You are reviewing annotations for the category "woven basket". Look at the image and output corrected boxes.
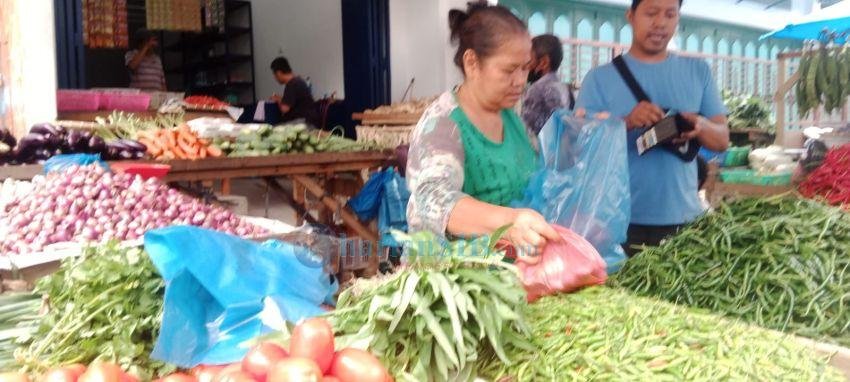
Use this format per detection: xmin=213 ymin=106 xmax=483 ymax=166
xmin=356 ymin=125 xmax=414 ymax=149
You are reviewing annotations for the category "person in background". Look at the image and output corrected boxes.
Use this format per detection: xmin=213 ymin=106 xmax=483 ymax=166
xmin=126 ymin=29 xmax=166 ymax=91
xmin=406 ymin=2 xmax=561 ymax=262
xmin=521 ymin=34 xmax=575 ymax=135
xmin=576 ymin=0 xmax=730 ymax=256
xmin=269 ymin=57 xmax=319 ymax=126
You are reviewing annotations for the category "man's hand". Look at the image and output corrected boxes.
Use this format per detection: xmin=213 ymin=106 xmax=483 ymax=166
xmin=672 ymin=112 xmax=703 ymax=144
xmin=625 ymin=101 xmax=665 ymax=130
xmin=269 ymin=94 xmax=282 ymax=103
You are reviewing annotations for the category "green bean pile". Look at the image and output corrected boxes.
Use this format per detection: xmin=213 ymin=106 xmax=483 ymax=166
xmin=611 ymin=196 xmax=850 ymax=346
xmin=480 ymin=287 xmax=843 ymax=381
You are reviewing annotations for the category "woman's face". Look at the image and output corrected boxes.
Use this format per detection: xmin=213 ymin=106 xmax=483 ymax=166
xmin=465 ymin=34 xmax=532 ymax=110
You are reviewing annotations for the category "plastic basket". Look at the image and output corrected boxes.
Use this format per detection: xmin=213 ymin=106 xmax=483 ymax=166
xmin=56 ymin=90 xmax=101 ymax=111
xmin=723 ymin=147 xmax=751 ymax=167
xmin=100 ymin=93 xmax=151 ymax=111
xmin=720 ymin=169 xmax=755 ymax=184
xmin=752 ymin=172 xmax=792 ymax=186
xmin=109 ymin=163 xmax=171 ymax=179
xmin=355 ymin=125 xmax=414 ymax=149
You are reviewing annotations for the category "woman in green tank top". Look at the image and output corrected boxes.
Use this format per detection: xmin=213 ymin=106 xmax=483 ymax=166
xmin=406 ymin=2 xmax=561 ymax=261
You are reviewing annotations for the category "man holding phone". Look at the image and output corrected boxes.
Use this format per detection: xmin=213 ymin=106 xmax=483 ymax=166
xmin=576 ymin=0 xmax=730 ymax=256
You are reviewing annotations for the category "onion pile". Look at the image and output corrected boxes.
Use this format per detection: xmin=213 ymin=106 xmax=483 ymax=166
xmin=0 ymin=165 xmax=265 ymax=255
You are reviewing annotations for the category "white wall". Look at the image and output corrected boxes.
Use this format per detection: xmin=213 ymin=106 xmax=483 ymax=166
xmin=251 ymin=0 xmax=345 ymax=100
xmin=389 ymin=0 xmax=468 ymax=103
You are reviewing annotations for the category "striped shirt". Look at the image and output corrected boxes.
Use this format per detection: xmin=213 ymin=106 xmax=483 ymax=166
xmin=125 ymin=50 xmax=166 ymax=91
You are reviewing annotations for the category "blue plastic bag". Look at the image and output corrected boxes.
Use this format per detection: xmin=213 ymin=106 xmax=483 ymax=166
xmin=43 ymin=153 xmax=109 ymax=174
xmin=348 ymin=169 xmax=392 ymax=221
xmin=379 ymin=169 xmax=410 ymax=247
xmin=144 ymin=226 xmax=338 ymax=367
xmin=514 ymin=110 xmax=630 ymax=273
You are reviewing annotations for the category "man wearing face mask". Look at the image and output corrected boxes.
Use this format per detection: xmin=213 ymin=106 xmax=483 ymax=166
xmin=577 ymin=0 xmax=729 ymax=256
xmin=521 ymin=34 xmax=575 ymax=135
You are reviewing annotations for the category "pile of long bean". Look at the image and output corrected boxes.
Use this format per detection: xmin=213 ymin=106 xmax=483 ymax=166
xmin=611 ymin=196 xmax=850 ymax=345
xmin=480 ymin=287 xmax=844 ymax=381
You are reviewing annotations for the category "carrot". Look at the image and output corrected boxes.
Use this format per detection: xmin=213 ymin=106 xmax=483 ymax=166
xmin=206 ymin=145 xmax=223 ymax=157
xmin=199 ymin=145 xmax=208 ymax=159
xmin=167 ymin=130 xmax=177 ymax=149
xmin=178 ymin=125 xmax=198 ymax=144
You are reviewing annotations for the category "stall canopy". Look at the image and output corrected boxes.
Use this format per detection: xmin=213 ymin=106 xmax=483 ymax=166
xmin=761 ymin=1 xmax=850 ymax=42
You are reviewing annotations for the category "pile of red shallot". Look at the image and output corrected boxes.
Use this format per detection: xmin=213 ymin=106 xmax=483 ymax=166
xmin=0 ymin=164 xmax=265 ymax=255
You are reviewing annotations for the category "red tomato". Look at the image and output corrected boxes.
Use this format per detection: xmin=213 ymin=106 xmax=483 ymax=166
xmin=0 ymin=373 xmax=30 ymax=382
xmin=241 ymin=342 xmax=288 ymax=382
xmin=267 ymin=358 xmax=322 ymax=382
xmin=66 ymin=365 xmax=88 ymax=378
xmin=160 ymin=373 xmax=197 ymax=382
xmin=212 ymin=371 xmax=255 ymax=382
xmin=329 ymin=349 xmax=389 ymax=382
xmin=44 ymin=366 xmax=86 ymax=382
xmin=77 ymin=363 xmax=124 ymax=382
xmin=289 ymin=318 xmax=334 ymax=374
xmin=190 ymin=365 xmax=227 ymax=382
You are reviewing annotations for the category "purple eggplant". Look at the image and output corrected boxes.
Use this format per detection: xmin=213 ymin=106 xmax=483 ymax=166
xmin=16 ymin=133 xmax=47 ymax=160
xmin=118 ymin=150 xmax=135 ymax=160
xmin=29 ymin=123 xmax=61 ymax=137
xmin=87 ymin=135 xmax=106 ymax=154
xmin=118 ymin=139 xmax=147 ymax=153
xmin=0 ymin=128 xmax=16 ymax=148
xmin=133 ymin=151 xmax=146 ymax=159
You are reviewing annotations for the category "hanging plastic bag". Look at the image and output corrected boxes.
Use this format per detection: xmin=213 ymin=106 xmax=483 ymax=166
xmin=43 ymin=153 xmax=109 ymax=174
xmin=514 ymin=110 xmax=630 ymax=273
xmin=515 ymin=225 xmax=607 ymax=302
xmin=348 ymin=169 xmax=392 ymax=222
xmin=144 ymin=226 xmax=337 ymax=367
xmin=379 ymin=169 xmax=410 ymax=247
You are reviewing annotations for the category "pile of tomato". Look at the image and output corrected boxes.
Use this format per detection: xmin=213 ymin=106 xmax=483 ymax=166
xmin=0 ymin=318 xmax=390 ymax=382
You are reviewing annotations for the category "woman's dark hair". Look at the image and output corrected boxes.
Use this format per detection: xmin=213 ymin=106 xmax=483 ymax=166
xmin=133 ymin=28 xmax=154 ymax=49
xmin=631 ymin=0 xmax=683 ymax=10
xmin=270 ymin=56 xmax=293 ymax=74
xmin=449 ymin=1 xmax=528 ymax=74
xmin=532 ymin=34 xmax=563 ymax=71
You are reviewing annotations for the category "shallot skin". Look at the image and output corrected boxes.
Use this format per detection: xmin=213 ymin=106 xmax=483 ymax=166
xmin=0 ymin=165 xmax=266 ymax=255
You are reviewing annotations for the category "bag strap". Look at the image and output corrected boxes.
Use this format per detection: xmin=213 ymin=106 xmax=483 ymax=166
xmin=612 ymin=55 xmax=650 ymax=103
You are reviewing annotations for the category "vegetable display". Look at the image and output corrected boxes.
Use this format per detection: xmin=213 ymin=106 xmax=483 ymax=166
xmin=480 ymin=287 xmax=843 ymax=381
xmin=136 ymin=125 xmax=222 ymax=160
xmin=328 ymin=231 xmax=532 ymax=382
xmin=15 ymin=243 xmax=172 ymax=379
xmin=722 ymin=91 xmax=774 ymax=133
xmin=0 ymin=164 xmax=263 ymax=255
xmin=183 ymin=96 xmax=229 ymax=109
xmin=611 ymin=196 xmax=850 ymax=346
xmin=2 ymin=124 xmax=146 ymax=165
xmin=795 ymin=44 xmax=850 ymax=118
xmin=799 ymin=143 xmax=850 ymax=206
xmin=213 ymin=125 xmax=380 ymax=157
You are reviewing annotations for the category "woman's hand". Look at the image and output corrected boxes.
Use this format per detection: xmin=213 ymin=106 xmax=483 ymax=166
xmin=506 ymin=209 xmax=561 ymax=264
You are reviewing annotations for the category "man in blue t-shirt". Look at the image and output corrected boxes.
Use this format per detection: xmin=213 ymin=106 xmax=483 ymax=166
xmin=577 ymin=0 xmax=730 ymax=256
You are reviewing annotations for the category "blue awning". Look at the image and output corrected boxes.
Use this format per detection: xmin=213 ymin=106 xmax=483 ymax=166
xmin=761 ymin=1 xmax=850 ymax=42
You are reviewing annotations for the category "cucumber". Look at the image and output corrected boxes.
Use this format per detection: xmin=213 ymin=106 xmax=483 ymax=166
xmin=304 ymin=146 xmax=315 ymax=154
xmin=308 ymin=135 xmax=319 ymax=146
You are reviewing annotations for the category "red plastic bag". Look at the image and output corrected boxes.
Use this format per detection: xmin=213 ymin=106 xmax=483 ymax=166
xmin=513 ymin=225 xmax=608 ymax=302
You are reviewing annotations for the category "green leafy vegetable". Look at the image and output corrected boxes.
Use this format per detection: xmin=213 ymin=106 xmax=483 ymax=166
xmin=723 ymin=91 xmax=775 ymax=134
xmin=327 ymin=231 xmax=532 ymax=382
xmin=17 ymin=242 xmax=173 ymax=378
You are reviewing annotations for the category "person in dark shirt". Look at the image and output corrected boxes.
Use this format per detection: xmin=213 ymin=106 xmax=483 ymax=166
xmin=269 ymin=56 xmax=319 ymax=126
